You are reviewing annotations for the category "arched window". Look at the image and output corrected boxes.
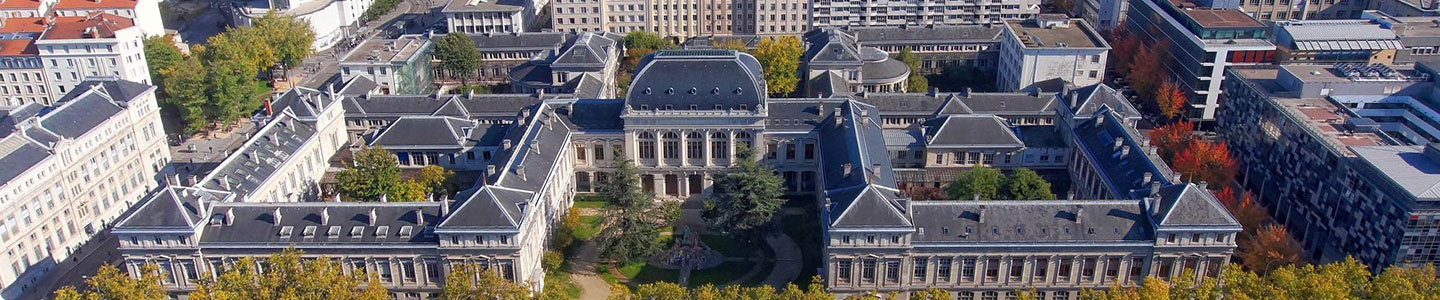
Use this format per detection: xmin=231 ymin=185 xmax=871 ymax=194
xmin=686 ymin=132 xmax=704 ymax=160
xmin=638 ymin=132 xmax=656 ymax=159
xmin=735 ymin=131 xmax=753 ymax=148
xmin=662 ymin=132 xmax=680 ymax=159
xmin=710 ymin=132 xmax=729 ymax=159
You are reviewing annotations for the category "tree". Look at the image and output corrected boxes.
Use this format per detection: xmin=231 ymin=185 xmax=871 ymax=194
xmin=143 ymin=35 xmax=184 ymax=86
xmin=252 ymin=13 xmax=315 ymax=71
xmin=1105 ymin=26 xmax=1140 ymax=76
xmin=1237 ymin=225 xmax=1303 ymax=274
xmin=440 ymin=263 xmax=531 ymax=300
xmin=187 ymin=249 xmax=389 ymax=300
xmin=434 ymin=33 xmax=483 ymax=84
xmin=713 ymin=38 xmax=748 ymax=52
xmin=1087 ymin=259 xmax=1440 ymax=299
xmin=1155 ymin=80 xmax=1187 ymax=119
xmin=894 ymin=47 xmax=928 ymax=92
xmin=1127 ymin=41 xmax=1169 ymax=99
xmin=204 ymin=59 xmax=264 ymax=125
xmin=1172 ymin=140 xmax=1236 ymax=186
xmin=336 ymin=147 xmax=403 ymax=201
xmin=200 ymin=28 xmax=276 ymax=75
xmin=596 ymin=156 xmax=680 ymax=262
xmin=624 ymin=31 xmax=668 ymax=50
xmin=703 ymin=144 xmax=785 ymax=241
xmin=415 ymin=165 xmax=456 ymax=195
xmin=53 ymin=264 xmax=166 ymax=300
xmin=1005 ymin=168 xmax=1055 ymax=200
xmin=1148 ymin=120 xmax=1195 ymax=162
xmin=361 ymin=0 xmax=400 ymax=22
xmin=753 ymin=36 xmax=803 ymax=97
xmin=390 ymin=180 xmax=429 ymax=202
xmin=946 ymin=167 xmax=1005 ymax=200
xmin=910 ymin=288 xmax=952 ymax=300
xmin=632 ymin=282 xmax=689 ymax=300
xmin=1214 ymin=187 xmax=1267 ymax=235
xmin=163 ymin=57 xmax=209 ymax=134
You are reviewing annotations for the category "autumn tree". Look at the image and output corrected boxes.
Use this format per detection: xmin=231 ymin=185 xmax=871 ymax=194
xmin=703 ymin=145 xmax=785 ymax=242
xmin=336 ymin=147 xmax=403 ymax=201
xmin=187 ymin=249 xmax=389 ymax=300
xmin=947 ymin=166 xmax=1004 ymax=200
xmin=163 ymin=57 xmax=209 ymax=134
xmin=713 ymin=38 xmax=749 ymax=52
xmin=1172 ymin=140 xmax=1237 ymax=186
xmin=252 ymin=13 xmax=315 ymax=71
xmin=440 ymin=263 xmax=531 ymax=300
xmin=1148 ymin=120 xmax=1195 ymax=162
xmin=53 ymin=264 xmax=166 ymax=300
xmin=627 ymin=277 xmax=835 ymax=300
xmin=1127 ymin=41 xmax=1170 ymax=99
xmin=1237 ymin=225 xmax=1303 ymax=274
xmin=1105 ymin=26 xmax=1141 ymax=76
xmin=623 ymin=30 xmax=669 ymax=50
xmin=895 ymin=47 xmax=928 ymax=92
xmin=753 ymin=36 xmax=803 ymax=96
xmin=143 ymin=35 xmax=184 ymax=87
xmin=434 ymin=33 xmax=483 ymax=84
xmin=1155 ymin=80 xmax=1187 ymax=120
xmin=1214 ymin=187 xmax=1267 ymax=235
xmin=910 ymin=289 xmax=952 ymax=300
xmin=415 ymin=165 xmax=456 ymax=195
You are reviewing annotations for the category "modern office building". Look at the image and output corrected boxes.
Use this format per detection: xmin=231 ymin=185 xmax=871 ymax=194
xmin=1270 ymin=19 xmax=1403 ymax=64
xmin=0 ymin=78 xmax=169 ymax=300
xmin=229 ymin=0 xmax=373 ymax=50
xmin=550 ymin=0 xmax=810 ymax=38
xmin=848 ymin=25 xmax=1005 ymax=74
xmin=1362 ymin=10 xmax=1440 ymax=64
xmin=340 ymin=35 xmax=435 ymax=95
xmin=809 ymin=0 xmax=1041 ymax=29
xmin=996 ymin=15 xmax=1110 ymax=92
xmin=1218 ymin=64 xmax=1440 ymax=270
xmin=1237 ymin=0 xmax=1368 ymax=21
xmin=443 ymin=0 xmax=548 ymax=34
xmin=51 ymin=0 xmax=165 ymax=36
xmin=1124 ymin=0 xmax=1276 ymax=122
xmin=1078 ymin=0 xmax=1129 ymax=29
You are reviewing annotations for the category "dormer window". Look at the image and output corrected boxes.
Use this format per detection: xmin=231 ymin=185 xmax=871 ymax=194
xmin=688 ymin=87 xmax=697 ymax=94
xmin=643 ymin=88 xmax=652 ymax=94
xmin=734 ymin=87 xmax=743 ymax=94
xmin=375 ymin=226 xmax=390 ymax=238
xmin=714 ymin=104 xmax=723 ymax=110
xmin=711 ymin=87 xmax=720 ymax=94
xmin=351 ymin=227 xmax=364 ymax=238
xmin=640 ymin=105 xmax=648 ymax=110
xmin=302 ymin=226 xmax=317 ymax=238
xmin=689 ymin=104 xmax=698 ymax=110
xmin=327 ymin=226 xmax=341 ymax=238
xmin=399 ymin=226 xmax=414 ymax=238
xmin=665 ymin=105 xmax=673 ymax=110
xmin=739 ymin=105 xmax=748 ymax=110
xmin=279 ymin=226 xmax=294 ymax=238
xmin=665 ymin=88 xmax=675 ymax=95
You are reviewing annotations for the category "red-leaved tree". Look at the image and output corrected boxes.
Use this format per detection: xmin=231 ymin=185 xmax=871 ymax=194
xmin=1214 ymin=187 xmax=1268 ymax=235
xmin=1106 ymin=27 xmax=1141 ymax=76
xmin=1238 ymin=225 xmax=1304 ymax=274
xmin=1156 ymin=80 xmax=1187 ymax=119
xmin=1173 ymin=140 xmax=1237 ymax=186
xmin=1128 ymin=40 xmax=1170 ymax=99
xmin=1149 ymin=120 xmax=1196 ymax=161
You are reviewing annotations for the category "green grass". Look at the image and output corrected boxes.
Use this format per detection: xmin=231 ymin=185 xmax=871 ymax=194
xmin=574 ymin=200 xmax=609 ymax=208
xmin=699 ymin=234 xmax=748 ymax=257
xmin=688 ymin=261 xmax=755 ymax=287
xmin=618 ymin=262 xmax=647 ymax=278
xmin=572 ymin=216 xmax=603 ymax=241
xmin=545 ymin=270 xmax=581 ymax=298
xmin=628 ymin=264 xmax=681 ymax=285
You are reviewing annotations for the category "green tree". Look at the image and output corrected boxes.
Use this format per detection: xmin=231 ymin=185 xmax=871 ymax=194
xmin=143 ymin=35 xmax=184 ymax=86
xmin=702 ymin=144 xmax=785 ymax=241
xmin=440 ymin=263 xmax=531 ymax=300
xmin=53 ymin=264 xmax=166 ymax=300
xmin=623 ymin=31 xmax=669 ymax=50
xmin=752 ymin=36 xmax=803 ymax=97
xmin=415 ymin=165 xmax=455 ymax=195
xmin=713 ymin=38 xmax=749 ymax=52
xmin=596 ymin=156 xmax=680 ymax=262
xmin=336 ymin=147 xmax=403 ymax=201
xmin=162 ymin=57 xmax=209 ymax=134
xmin=204 ymin=59 xmax=264 ymax=125
xmin=633 ymin=282 xmax=689 ymax=300
xmin=199 ymin=28 xmax=276 ymax=75
xmin=361 ymin=0 xmax=400 ymax=22
xmin=1005 ymin=168 xmax=1055 ymax=200
xmin=391 ymin=180 xmax=429 ymax=202
xmin=946 ymin=167 xmax=1004 ymax=200
xmin=894 ymin=48 xmax=928 ymax=92
xmin=252 ymin=13 xmax=315 ymax=71
xmin=910 ymin=288 xmax=952 ymax=300
xmin=187 ymin=249 xmax=389 ymax=300
xmin=434 ymin=33 xmax=484 ymax=84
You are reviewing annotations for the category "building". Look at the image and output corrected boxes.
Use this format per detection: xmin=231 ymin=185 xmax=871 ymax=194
xmin=848 ymin=25 xmax=1005 ymax=74
xmin=1369 ymin=0 xmax=1440 ymax=17
xmin=809 ymin=0 xmax=1041 ymax=29
xmin=442 ymin=0 xmax=546 ymax=34
xmin=113 ymin=50 xmax=1237 ymax=299
xmin=0 ymin=18 xmax=51 ymax=106
xmin=35 ymin=14 xmax=152 ymax=100
xmin=1362 ymin=10 xmax=1440 ymax=64
xmin=0 ymin=79 xmax=169 ymax=300
xmin=199 ymin=87 xmax=349 ymax=203
xmin=433 ymin=32 xmax=569 ymax=84
xmin=1237 ymin=0 xmax=1368 ymax=21
xmin=550 ymin=0 xmax=810 ymax=38
xmin=507 ymin=32 xmax=620 ymax=98
xmin=51 ymin=0 xmax=165 ymax=36
xmin=339 ymin=35 xmax=435 ymax=95
xmin=802 ymin=28 xmax=911 ymax=97
xmin=1270 ymin=19 xmax=1403 ymax=64
xmin=1078 ymin=0 xmax=1129 ymax=29
xmin=1124 ymin=0 xmax=1275 ymax=122
xmin=0 ymin=0 xmax=50 ymax=18
xmin=996 ymin=15 xmax=1110 ymax=92
xmin=228 ymin=0 xmax=372 ymax=51
xmin=1218 ymin=64 xmax=1440 ymax=270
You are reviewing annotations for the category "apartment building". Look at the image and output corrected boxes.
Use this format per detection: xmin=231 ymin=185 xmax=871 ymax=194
xmin=340 ymin=35 xmax=434 ymax=95
xmin=0 ymin=0 xmax=51 ymax=18
xmin=35 ymin=13 xmax=151 ymax=99
xmin=51 ymin=0 xmax=164 ymax=36
xmin=997 ymin=16 xmax=1110 ymax=92
xmin=1124 ymin=0 xmax=1275 ymax=122
xmin=1217 ymin=64 xmax=1440 ymax=270
xmin=1270 ymin=19 xmax=1403 ymax=64
xmin=0 ymin=18 xmax=51 ymax=106
xmin=229 ymin=0 xmax=372 ymax=50
xmin=1239 ymin=0 xmax=1368 ymax=21
xmin=810 ymin=0 xmax=1041 ymax=29
xmin=443 ymin=0 xmax=548 ymax=34
xmin=0 ymin=78 xmax=168 ymax=300
xmin=551 ymin=0 xmax=808 ymax=38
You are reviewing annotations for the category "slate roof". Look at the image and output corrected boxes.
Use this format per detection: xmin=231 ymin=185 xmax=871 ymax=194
xmin=551 ymin=32 xmax=615 ymax=68
xmin=198 ymin=113 xmax=320 ymax=199
xmin=910 ymin=201 xmax=1152 ymax=243
xmin=808 ymin=71 xmax=849 ymax=98
xmin=804 ymin=28 xmax=863 ymax=66
xmin=1065 ymin=84 xmax=1140 ymax=120
xmin=566 ymin=73 xmax=605 ymax=99
xmin=439 ymin=186 xmax=532 ymax=229
xmin=369 ymin=116 xmax=475 ymax=149
xmin=0 ymin=134 xmax=51 ymax=185
xmin=1070 ymin=108 xmax=1177 ymax=199
xmin=861 ymin=55 xmax=910 ymax=83
xmin=269 ymin=86 xmax=341 ymax=120
xmin=115 ymin=187 xmax=234 ymax=229
xmin=626 ymin=50 xmax=766 ymax=111
xmin=960 ymin=93 xmax=1057 ymax=115
xmin=765 ymin=99 xmax=833 ymax=131
xmin=199 ymin=202 xmax=443 ymax=245
xmin=1018 ymin=125 xmax=1066 ymax=148
xmin=849 ymin=25 xmax=1004 ymax=44
xmin=922 ymin=115 xmax=1023 ymax=148
xmin=457 ymin=32 xmax=567 ymax=52
xmin=42 ymin=80 xmax=153 ymax=138
xmin=819 ymin=99 xmax=912 ymax=229
xmin=337 ymin=74 xmax=379 ymax=96
xmin=556 ymin=99 xmax=625 ymax=131
xmin=1152 ymin=183 xmax=1241 ymax=228
xmin=442 ymin=101 xmax=575 ymax=232
xmin=508 ymin=62 xmax=553 ymax=85
xmin=852 ymin=92 xmax=1055 ymax=117
xmin=342 ymin=94 xmax=545 ymax=119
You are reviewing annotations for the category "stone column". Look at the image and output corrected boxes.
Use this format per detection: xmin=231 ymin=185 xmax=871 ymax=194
xmin=653 ymin=130 xmax=663 ymax=167
xmin=703 ymin=130 xmax=712 ymax=167
xmin=653 ymin=174 xmax=666 ymax=198
xmin=679 ymin=131 xmax=688 ymax=166
xmin=727 ymin=130 xmax=737 ymax=163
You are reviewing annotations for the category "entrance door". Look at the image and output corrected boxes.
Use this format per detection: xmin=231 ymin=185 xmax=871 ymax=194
xmin=688 ymin=175 xmax=703 ymax=194
xmin=664 ymin=174 xmax=679 ymax=196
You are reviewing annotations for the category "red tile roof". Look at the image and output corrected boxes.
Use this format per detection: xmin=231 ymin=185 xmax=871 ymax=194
xmin=0 ymin=0 xmax=43 ymax=10
xmin=0 ymin=38 xmax=38 ymax=56
xmin=53 ymin=0 xmax=139 ymax=10
xmin=39 ymin=13 xmax=135 ymax=40
xmin=0 ymin=17 xmax=48 ymax=33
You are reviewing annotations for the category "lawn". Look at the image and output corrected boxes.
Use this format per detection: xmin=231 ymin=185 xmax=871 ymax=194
xmin=699 ymin=234 xmax=750 ymax=257
xmin=572 ymin=216 xmax=603 ymax=241
xmin=688 ymin=261 xmax=754 ymax=287
xmin=545 ymin=270 xmax=581 ymax=298
xmin=574 ymin=200 xmax=609 ymax=209
xmin=781 ymin=199 xmax=824 ymax=288
xmin=626 ymin=263 xmax=680 ymax=285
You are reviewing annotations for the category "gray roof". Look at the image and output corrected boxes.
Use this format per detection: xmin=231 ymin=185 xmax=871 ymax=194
xmin=861 ymin=56 xmax=910 ymax=83
xmin=565 ymin=73 xmax=605 ymax=99
xmin=1351 ymin=144 xmax=1440 ymax=201
xmin=819 ymin=100 xmax=912 ymax=229
xmin=556 ymin=99 xmax=625 ymax=131
xmin=808 ymin=71 xmax=849 ymax=98
xmin=199 ymin=202 xmax=443 ymax=245
xmin=115 ymin=187 xmax=234 ymax=229
xmin=552 ymin=32 xmax=616 ymax=68
xmin=882 ymin=129 xmax=923 ymax=149
xmin=682 ymin=35 xmax=762 ymax=49
xmin=765 ymin=99 xmax=834 ymax=131
xmin=959 ymin=93 xmax=1057 ymax=115
xmin=852 ymin=92 xmax=1055 ymax=117
xmin=626 ymin=50 xmax=766 ymax=111
xmin=270 ymin=86 xmax=341 ymax=120
xmin=343 ymin=94 xmax=545 ymax=119
xmin=804 ymin=29 xmax=863 ymax=66
xmin=369 ymin=116 xmax=476 ymax=149
xmin=1152 ymin=183 xmax=1241 ymax=228
xmin=198 ymin=113 xmax=320 ymax=199
xmin=1070 ymin=108 xmax=1176 ymax=199
xmin=439 ymin=186 xmax=532 ymax=229
xmin=0 ymin=134 xmax=52 ymax=185
xmin=922 ymin=115 xmax=1023 ymax=148
xmin=849 ymin=25 xmax=1004 ymax=45
xmin=442 ymin=0 xmax=524 ymax=12
xmin=910 ymin=200 xmax=1151 ymax=243
xmin=459 ymin=32 xmax=568 ymax=51
xmin=1274 ymin=20 xmax=1402 ymax=51
xmin=508 ymin=62 xmax=553 ymax=85
xmin=1066 ymin=84 xmax=1140 ymax=120
xmin=42 ymin=80 xmax=153 ymax=138
xmin=1018 ymin=125 xmax=1066 ymax=148
xmin=337 ymin=74 xmax=379 ymax=96
xmin=443 ymin=101 xmax=575 ymax=232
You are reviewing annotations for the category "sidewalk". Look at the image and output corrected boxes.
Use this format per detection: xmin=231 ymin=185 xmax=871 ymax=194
xmin=20 ymin=232 xmax=120 ymax=300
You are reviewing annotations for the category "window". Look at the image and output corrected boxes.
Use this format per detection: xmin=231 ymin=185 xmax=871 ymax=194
xmin=1129 ymin=257 xmax=1145 ymax=282
xmin=1034 ymin=258 xmax=1048 ymax=281
xmin=866 ymin=235 xmax=875 ymax=244
xmin=862 ymin=259 xmax=877 ymax=282
xmin=913 ymin=257 xmax=928 ymax=280
xmin=985 ymin=259 xmax=1000 ymax=281
xmin=662 ymin=132 xmax=680 ymax=159
xmin=937 ymin=257 xmax=953 ymax=282
xmin=687 ymin=133 xmax=704 ymax=160
xmin=1081 ymin=258 xmax=1096 ymax=281
xmin=1105 ymin=257 xmax=1121 ymax=280
xmin=593 ymin=144 xmax=605 ymax=160
xmin=838 ymin=260 xmax=852 ymax=283
xmin=885 ymin=259 xmax=901 ymax=283
xmin=1057 ymin=258 xmax=1073 ymax=281
xmin=638 ymin=132 xmax=656 ymax=159
xmin=1008 ymin=258 xmax=1023 ymax=281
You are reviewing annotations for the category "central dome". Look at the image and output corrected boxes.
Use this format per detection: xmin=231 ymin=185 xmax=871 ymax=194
xmin=625 ymin=50 xmax=767 ymax=111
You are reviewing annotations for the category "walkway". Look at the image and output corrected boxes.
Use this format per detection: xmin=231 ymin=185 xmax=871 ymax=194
xmin=568 ymin=226 xmax=610 ymax=299
xmin=761 ymin=231 xmax=802 ymax=288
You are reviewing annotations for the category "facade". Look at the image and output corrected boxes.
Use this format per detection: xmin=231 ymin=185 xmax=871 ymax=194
xmin=1270 ymin=19 xmax=1403 ymax=64
xmin=1237 ymin=0 xmax=1368 ymax=21
xmin=1369 ymin=0 xmax=1440 ymax=16
xmin=1078 ymin=0 xmax=1130 ymax=29
xmin=0 ymin=0 xmax=51 ymax=18
xmin=0 ymin=79 xmax=169 ymax=300
xmin=443 ymin=0 xmax=547 ymax=34
xmin=802 ymin=28 xmax=911 ymax=97
xmin=996 ymin=16 xmax=1110 ymax=92
xmin=1362 ymin=10 xmax=1440 ymax=64
xmin=34 ymin=14 xmax=151 ymax=100
xmin=51 ymin=0 xmax=165 ymax=36
xmin=433 ymin=32 xmax=569 ymax=83
xmin=551 ymin=0 xmax=810 ymax=38
xmin=1124 ymin=0 xmax=1275 ymax=122
xmin=809 ymin=0 xmax=1040 ymax=29
xmin=229 ymin=0 xmax=372 ymax=50
xmin=848 ymin=25 xmax=1004 ymax=74
xmin=508 ymin=32 xmax=621 ymax=99
xmin=0 ymin=18 xmax=51 ymax=106
xmin=340 ymin=35 xmax=435 ymax=95
xmin=1218 ymin=64 xmax=1440 ymax=270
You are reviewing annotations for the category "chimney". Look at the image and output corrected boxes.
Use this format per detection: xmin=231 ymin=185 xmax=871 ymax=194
xmin=1068 ymin=92 xmax=1079 ymax=109
xmin=963 ymin=87 xmax=972 ymax=96
xmin=380 ymin=194 xmax=388 ymax=202
xmin=273 ymin=208 xmax=283 ymax=225
xmin=487 ymin=165 xmax=498 ymax=176
xmin=415 ymin=208 xmax=425 ymax=225
xmin=978 ymin=205 xmax=987 ymax=223
xmin=1121 ymin=145 xmax=1131 ymax=158
xmin=188 ymin=175 xmax=198 ymax=186
xmin=224 ymin=208 xmax=235 ymax=226
xmin=1150 ymin=180 xmax=1162 ymax=197
xmin=1142 ymin=172 xmax=1152 ymax=184
xmin=321 ymin=208 xmax=330 ymax=225
xmin=973 ymin=193 xmax=980 ymax=201
xmin=169 ymin=173 xmax=181 ymax=186
xmin=870 ymin=163 xmax=881 ymax=175
xmin=517 ymin=165 xmax=527 ymax=181
xmin=929 ymin=87 xmax=940 ymax=97
xmin=859 ymin=107 xmax=869 ymax=119
xmin=369 ymin=208 xmax=378 ymax=226
xmin=441 ymin=200 xmax=452 ymax=215
xmin=1075 ymin=205 xmax=1084 ymax=224
xmin=842 ymin=163 xmax=852 ymax=177
xmin=1096 ymin=113 xmax=1106 ymax=124
xmin=1149 ymin=197 xmax=1162 ymax=217
xmin=220 ymin=175 xmax=232 ymax=191
xmin=502 ymin=139 xmax=512 ymax=150
xmin=1113 ymin=137 xmax=1123 ymax=150
xmin=1197 ymin=181 xmax=1208 ymax=190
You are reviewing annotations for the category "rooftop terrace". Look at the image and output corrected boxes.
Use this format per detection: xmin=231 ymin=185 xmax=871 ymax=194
xmin=1231 ymin=68 xmax=1394 ymax=154
xmin=342 ymin=36 xmax=429 ymax=64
